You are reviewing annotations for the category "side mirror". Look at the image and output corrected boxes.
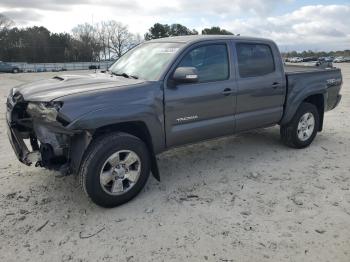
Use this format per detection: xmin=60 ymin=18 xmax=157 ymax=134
xmin=173 ymin=67 xmax=199 ymax=83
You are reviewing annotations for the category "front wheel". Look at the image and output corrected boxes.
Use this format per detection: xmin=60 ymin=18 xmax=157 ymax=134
xmin=280 ymin=102 xmax=319 ymax=148
xmin=79 ymin=132 xmax=151 ymax=207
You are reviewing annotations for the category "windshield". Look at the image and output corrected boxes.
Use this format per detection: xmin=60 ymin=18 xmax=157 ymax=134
xmin=109 ymin=42 xmax=183 ymax=81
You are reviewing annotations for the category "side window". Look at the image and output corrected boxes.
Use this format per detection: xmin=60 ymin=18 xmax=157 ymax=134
xmin=236 ymin=43 xmax=275 ymax=78
xmin=178 ymin=44 xmax=229 ymax=82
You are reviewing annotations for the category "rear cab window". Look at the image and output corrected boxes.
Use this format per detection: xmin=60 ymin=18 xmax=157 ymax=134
xmin=236 ymin=43 xmax=275 ymax=78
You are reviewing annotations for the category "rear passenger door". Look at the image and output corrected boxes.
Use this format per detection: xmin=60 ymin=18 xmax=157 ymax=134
xmin=234 ymin=42 xmax=286 ymax=132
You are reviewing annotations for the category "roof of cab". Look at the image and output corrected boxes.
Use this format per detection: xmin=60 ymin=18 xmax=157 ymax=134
xmin=148 ymin=35 xmax=274 ymax=45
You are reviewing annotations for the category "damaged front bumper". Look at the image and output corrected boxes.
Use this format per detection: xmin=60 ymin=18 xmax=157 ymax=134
xmin=6 ymin=93 xmax=88 ymax=174
xmin=6 ymin=121 xmax=39 ymax=165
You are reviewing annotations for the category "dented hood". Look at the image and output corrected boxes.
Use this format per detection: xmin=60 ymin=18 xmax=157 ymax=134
xmin=14 ymin=73 xmax=144 ymax=102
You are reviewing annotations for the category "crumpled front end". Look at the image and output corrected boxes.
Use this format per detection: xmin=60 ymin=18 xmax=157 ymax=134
xmin=6 ymin=90 xmax=77 ymax=173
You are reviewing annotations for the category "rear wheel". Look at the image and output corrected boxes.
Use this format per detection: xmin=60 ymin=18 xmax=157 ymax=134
xmin=79 ymin=132 xmax=151 ymax=207
xmin=280 ymin=102 xmax=319 ymax=148
xmin=12 ymin=68 xmax=19 ymax=73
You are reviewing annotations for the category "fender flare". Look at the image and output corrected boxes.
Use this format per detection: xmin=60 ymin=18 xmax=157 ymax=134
xmin=281 ymin=91 xmax=326 ymax=127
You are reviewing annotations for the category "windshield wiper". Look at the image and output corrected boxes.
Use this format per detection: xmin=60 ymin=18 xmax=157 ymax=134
xmin=129 ymin=74 xmax=139 ymax=79
xmin=111 ymin=72 xmax=138 ymax=79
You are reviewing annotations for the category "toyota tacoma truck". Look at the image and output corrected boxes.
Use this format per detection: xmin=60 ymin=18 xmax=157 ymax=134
xmin=6 ymin=35 xmax=342 ymax=207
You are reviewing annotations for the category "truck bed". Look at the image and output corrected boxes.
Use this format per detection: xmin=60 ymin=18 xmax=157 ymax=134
xmin=284 ymin=64 xmax=334 ymax=74
xmin=283 ymin=64 xmax=342 ymax=118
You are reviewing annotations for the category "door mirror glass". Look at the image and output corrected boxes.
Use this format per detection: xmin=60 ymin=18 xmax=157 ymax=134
xmin=173 ymin=67 xmax=199 ymax=83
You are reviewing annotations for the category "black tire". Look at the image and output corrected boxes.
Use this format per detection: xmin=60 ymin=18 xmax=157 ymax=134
xmin=79 ymin=132 xmax=151 ymax=207
xmin=12 ymin=68 xmax=19 ymax=73
xmin=280 ymin=102 xmax=319 ymax=149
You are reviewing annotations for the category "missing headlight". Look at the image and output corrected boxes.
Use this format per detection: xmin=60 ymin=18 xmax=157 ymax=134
xmin=27 ymin=102 xmax=63 ymax=122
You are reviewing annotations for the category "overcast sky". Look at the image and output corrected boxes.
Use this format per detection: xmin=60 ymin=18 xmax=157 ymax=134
xmin=1 ymin=0 xmax=349 ymax=51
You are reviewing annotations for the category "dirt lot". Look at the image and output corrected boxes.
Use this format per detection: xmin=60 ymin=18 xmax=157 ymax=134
xmin=0 ymin=65 xmax=349 ymax=262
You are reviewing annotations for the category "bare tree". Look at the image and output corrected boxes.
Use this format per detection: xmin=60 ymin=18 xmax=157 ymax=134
xmin=0 ymin=14 xmax=14 ymax=31
xmin=94 ymin=21 xmax=136 ymax=60
xmin=95 ymin=21 xmax=110 ymax=60
xmin=73 ymin=21 xmax=137 ymax=61
xmin=106 ymin=21 xmax=134 ymax=58
xmin=72 ymin=23 xmax=101 ymax=61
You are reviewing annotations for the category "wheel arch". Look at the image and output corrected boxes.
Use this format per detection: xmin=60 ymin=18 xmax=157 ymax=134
xmin=281 ymin=92 xmax=325 ymax=131
xmin=69 ymin=121 xmax=160 ymax=181
xmin=92 ymin=121 xmax=160 ymax=181
xmin=302 ymin=94 xmax=325 ymax=131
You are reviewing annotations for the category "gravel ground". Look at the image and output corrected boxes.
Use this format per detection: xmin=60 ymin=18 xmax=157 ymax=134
xmin=0 ymin=65 xmax=349 ymax=262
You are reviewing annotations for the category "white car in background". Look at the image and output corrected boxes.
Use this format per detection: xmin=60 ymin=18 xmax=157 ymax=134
xmin=334 ymin=56 xmax=345 ymax=63
xmin=290 ymin=57 xmax=303 ymax=63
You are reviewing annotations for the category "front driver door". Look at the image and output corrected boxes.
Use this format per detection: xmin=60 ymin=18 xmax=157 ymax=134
xmin=164 ymin=41 xmax=237 ymax=148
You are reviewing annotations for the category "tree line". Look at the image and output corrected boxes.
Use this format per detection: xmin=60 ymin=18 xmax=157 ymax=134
xmin=2 ymin=13 xmax=349 ymax=63
xmin=2 ymin=13 xmax=348 ymax=63
xmin=0 ymin=14 xmax=236 ymax=63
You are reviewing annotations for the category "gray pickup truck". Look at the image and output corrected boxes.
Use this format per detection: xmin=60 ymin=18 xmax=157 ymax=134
xmin=6 ymin=35 xmax=342 ymax=207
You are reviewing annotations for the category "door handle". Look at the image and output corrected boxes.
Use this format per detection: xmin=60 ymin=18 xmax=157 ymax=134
xmin=222 ymin=88 xmax=233 ymax=96
xmin=272 ymin=82 xmax=281 ymax=89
